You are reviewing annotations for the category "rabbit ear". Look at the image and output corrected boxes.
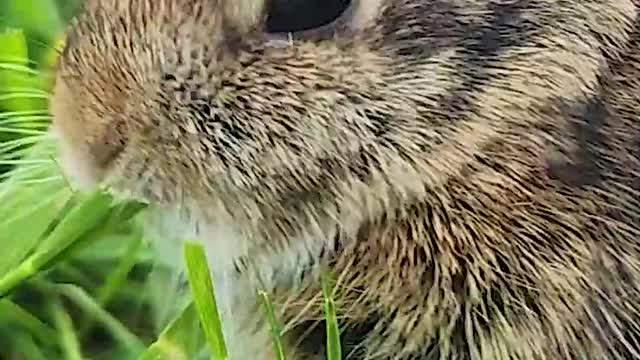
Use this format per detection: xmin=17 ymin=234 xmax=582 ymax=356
xmin=221 ymin=0 xmax=267 ymax=33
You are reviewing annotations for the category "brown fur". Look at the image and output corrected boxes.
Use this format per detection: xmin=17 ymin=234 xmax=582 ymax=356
xmin=51 ymin=0 xmax=640 ymax=359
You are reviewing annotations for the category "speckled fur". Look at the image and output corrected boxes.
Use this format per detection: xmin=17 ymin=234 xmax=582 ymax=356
xmin=51 ymin=0 xmax=640 ymax=359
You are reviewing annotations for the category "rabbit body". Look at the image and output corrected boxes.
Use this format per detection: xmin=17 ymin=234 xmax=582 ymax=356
xmin=51 ymin=0 xmax=640 ymax=359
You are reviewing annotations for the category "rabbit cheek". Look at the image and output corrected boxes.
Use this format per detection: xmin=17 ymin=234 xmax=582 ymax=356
xmin=57 ymin=136 xmax=102 ymax=190
xmin=50 ymin=81 xmax=103 ymax=189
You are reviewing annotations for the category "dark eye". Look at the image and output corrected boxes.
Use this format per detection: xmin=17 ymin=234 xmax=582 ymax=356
xmin=265 ymin=0 xmax=352 ymax=33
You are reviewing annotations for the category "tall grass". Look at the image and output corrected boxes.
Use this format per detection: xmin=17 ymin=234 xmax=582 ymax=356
xmin=0 ymin=1 xmax=342 ymax=359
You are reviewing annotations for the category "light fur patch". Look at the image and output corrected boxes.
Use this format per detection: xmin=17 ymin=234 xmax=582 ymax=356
xmin=143 ymin=205 xmax=335 ymax=359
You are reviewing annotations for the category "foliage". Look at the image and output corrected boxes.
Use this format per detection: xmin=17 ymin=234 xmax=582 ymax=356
xmin=0 ymin=1 xmax=204 ymax=359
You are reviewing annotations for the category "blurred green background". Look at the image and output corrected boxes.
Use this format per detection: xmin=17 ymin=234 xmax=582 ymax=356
xmin=0 ymin=1 xmax=206 ymax=359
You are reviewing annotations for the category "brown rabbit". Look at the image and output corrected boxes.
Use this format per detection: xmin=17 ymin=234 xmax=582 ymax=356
xmin=50 ymin=0 xmax=640 ymax=359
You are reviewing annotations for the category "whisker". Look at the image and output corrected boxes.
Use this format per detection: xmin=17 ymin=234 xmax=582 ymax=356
xmin=1 ymin=160 xmax=63 ymax=185
xmin=0 ymin=123 xmax=49 ymax=132
xmin=0 ymin=127 xmax=47 ymax=136
xmin=0 ymin=110 xmax=50 ymax=118
xmin=0 ymin=63 xmax=43 ymax=77
xmin=0 ymin=56 xmax=46 ymax=68
xmin=0 ymin=159 xmax=51 ymax=165
xmin=0 ymin=134 xmax=49 ymax=150
xmin=0 ymin=143 xmax=49 ymax=161
xmin=0 ymin=91 xmax=52 ymax=101
xmin=9 ymin=175 xmax=64 ymax=185
xmin=0 ymin=116 xmax=52 ymax=125
xmin=0 ymin=62 xmax=60 ymax=80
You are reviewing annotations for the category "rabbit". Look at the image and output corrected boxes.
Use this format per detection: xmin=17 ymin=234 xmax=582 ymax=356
xmin=50 ymin=0 xmax=640 ymax=359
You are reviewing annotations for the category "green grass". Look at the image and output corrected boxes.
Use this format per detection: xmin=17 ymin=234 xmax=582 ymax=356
xmin=0 ymin=2 xmax=343 ymax=359
xmin=183 ymin=242 xmax=228 ymax=360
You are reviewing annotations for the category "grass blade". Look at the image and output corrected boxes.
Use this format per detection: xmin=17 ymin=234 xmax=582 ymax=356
xmin=50 ymin=299 xmax=84 ymax=360
xmin=138 ymin=303 xmax=206 ymax=360
xmin=3 ymin=0 xmax=63 ymax=47
xmin=0 ymin=28 xmax=49 ymax=113
xmin=96 ymin=235 xmax=144 ymax=305
xmin=183 ymin=241 xmax=228 ymax=360
xmin=34 ymin=189 xmax=115 ymax=269
xmin=322 ymin=273 xmax=341 ymax=360
xmin=50 ymin=200 xmax=147 ymax=269
xmin=42 ymin=282 xmax=146 ymax=355
xmin=0 ymin=188 xmax=69 ymax=276
xmin=258 ymin=290 xmax=286 ymax=360
xmin=0 ymin=299 xmax=57 ymax=345
xmin=0 ymin=140 xmax=69 ymax=277
xmin=10 ymin=333 xmax=49 ymax=360
xmin=0 ymin=189 xmax=113 ymax=298
xmin=76 ymin=234 xmax=145 ymax=339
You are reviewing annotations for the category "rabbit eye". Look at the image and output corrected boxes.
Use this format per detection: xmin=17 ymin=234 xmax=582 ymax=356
xmin=265 ymin=0 xmax=352 ymax=33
